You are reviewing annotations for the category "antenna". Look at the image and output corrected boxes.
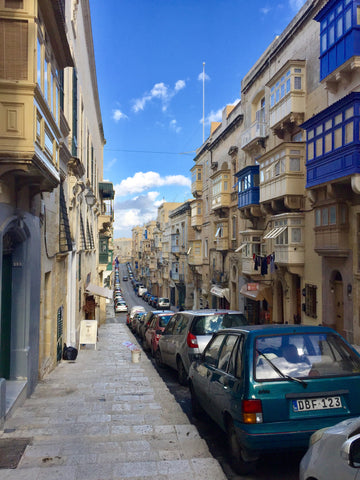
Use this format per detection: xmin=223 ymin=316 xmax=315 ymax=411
xmin=202 ymin=62 xmax=205 ymax=144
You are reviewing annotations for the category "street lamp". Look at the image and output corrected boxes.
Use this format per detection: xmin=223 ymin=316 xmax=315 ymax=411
xmin=85 ymin=189 xmax=96 ymax=207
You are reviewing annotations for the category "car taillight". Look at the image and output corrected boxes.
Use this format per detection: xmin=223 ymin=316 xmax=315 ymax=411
xmin=187 ymin=332 xmax=199 ymax=348
xmin=242 ymin=399 xmax=263 ymax=424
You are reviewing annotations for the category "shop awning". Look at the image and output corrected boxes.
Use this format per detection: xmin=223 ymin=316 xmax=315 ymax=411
xmin=240 ymin=283 xmax=272 ymax=302
xmin=263 ymin=226 xmax=287 ymax=239
xmin=85 ymin=283 xmax=113 ymax=299
xmin=210 ymin=285 xmax=230 ymax=302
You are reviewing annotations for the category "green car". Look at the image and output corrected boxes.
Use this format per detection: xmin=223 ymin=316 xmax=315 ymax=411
xmin=188 ymin=324 xmax=360 ymax=474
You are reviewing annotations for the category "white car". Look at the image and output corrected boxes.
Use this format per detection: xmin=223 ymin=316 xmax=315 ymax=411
xmin=157 ymin=297 xmax=170 ymax=309
xmin=115 ymin=302 xmax=128 ymax=313
xmin=300 ymin=417 xmax=360 ymax=480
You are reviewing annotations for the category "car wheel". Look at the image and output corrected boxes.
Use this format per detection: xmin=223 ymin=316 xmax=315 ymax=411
xmin=155 ymin=349 xmax=164 ymax=368
xmin=189 ymin=382 xmax=203 ymax=418
xmin=176 ymin=357 xmax=188 ymax=386
xmin=226 ymin=419 xmax=257 ymax=475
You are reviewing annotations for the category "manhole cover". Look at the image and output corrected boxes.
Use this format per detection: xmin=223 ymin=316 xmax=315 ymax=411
xmin=0 ymin=438 xmax=32 ymax=469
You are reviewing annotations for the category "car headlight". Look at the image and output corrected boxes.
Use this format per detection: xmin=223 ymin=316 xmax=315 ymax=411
xmin=309 ymin=427 xmax=328 ymax=446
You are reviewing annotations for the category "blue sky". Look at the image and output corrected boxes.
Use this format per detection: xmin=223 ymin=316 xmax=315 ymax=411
xmin=90 ymin=0 xmax=307 ymax=238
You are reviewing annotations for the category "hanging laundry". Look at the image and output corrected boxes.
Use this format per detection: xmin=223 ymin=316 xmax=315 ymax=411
xmin=261 ymin=256 xmax=268 ymax=275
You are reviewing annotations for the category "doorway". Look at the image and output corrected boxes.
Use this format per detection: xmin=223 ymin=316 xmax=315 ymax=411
xmin=0 ymin=252 xmax=12 ymax=379
xmin=331 ymin=271 xmax=344 ymax=336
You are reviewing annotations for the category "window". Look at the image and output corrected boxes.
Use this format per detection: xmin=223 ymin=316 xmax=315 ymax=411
xmin=37 ymin=37 xmax=41 ymax=87
xmin=218 ymin=335 xmax=238 ymax=372
xmin=294 ymin=76 xmax=302 ymax=90
xmin=45 ymin=128 xmax=53 ymax=156
xmin=305 ymin=284 xmax=317 ymax=318
xmin=291 ymin=228 xmax=301 ymax=243
xmin=204 ymin=334 xmax=225 ymax=367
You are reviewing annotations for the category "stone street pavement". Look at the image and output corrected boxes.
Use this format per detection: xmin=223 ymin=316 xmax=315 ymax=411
xmin=0 ymin=320 xmax=226 ymax=480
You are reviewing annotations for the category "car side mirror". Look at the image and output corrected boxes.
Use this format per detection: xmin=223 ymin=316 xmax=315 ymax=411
xmin=341 ymin=434 xmax=360 ymax=468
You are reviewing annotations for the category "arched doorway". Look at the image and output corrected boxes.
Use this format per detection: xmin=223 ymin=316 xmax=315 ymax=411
xmin=0 ymin=223 xmax=29 ymax=380
xmin=1 ymin=233 xmax=13 ymax=378
xmin=330 ymin=271 xmax=344 ymax=336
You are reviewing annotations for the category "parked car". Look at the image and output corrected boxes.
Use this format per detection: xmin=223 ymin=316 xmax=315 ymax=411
xmin=126 ymin=305 xmax=146 ymax=327
xmin=300 ymin=417 xmax=360 ymax=480
xmin=115 ymin=301 xmax=128 ymax=313
xmin=138 ymin=285 xmax=147 ymax=297
xmin=139 ymin=310 xmax=173 ymax=340
xmin=156 ymin=310 xmax=247 ymax=385
xmin=188 ymin=324 xmax=360 ymax=474
xmin=147 ymin=295 xmax=155 ymax=305
xmin=150 ymin=296 xmax=158 ymax=308
xmin=156 ymin=297 xmax=170 ymax=309
xmin=131 ymin=311 xmax=146 ymax=333
xmin=144 ymin=312 xmax=174 ymax=355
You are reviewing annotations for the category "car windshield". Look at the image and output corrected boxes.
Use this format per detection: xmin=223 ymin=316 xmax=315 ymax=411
xmin=191 ymin=313 xmax=247 ymax=335
xmin=159 ymin=298 xmax=169 ymax=302
xmin=158 ymin=314 xmax=172 ymax=327
xmin=254 ymin=332 xmax=360 ymax=381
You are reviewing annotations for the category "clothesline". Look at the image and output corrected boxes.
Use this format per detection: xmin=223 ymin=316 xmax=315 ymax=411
xmin=253 ymin=253 xmax=276 ymax=275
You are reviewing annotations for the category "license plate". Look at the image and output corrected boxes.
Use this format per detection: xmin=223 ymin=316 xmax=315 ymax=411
xmin=292 ymin=396 xmax=342 ymax=412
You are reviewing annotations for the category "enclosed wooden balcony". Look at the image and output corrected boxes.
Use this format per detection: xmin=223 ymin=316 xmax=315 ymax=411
xmin=314 ymin=202 xmax=350 ymax=256
xmin=267 ymin=60 xmax=306 ymax=139
xmin=259 ymin=142 xmax=305 ymax=212
xmin=191 ymin=165 xmax=203 ymax=198
xmin=263 ymin=213 xmax=305 ymax=272
xmin=191 ymin=200 xmax=202 ymax=229
xmin=241 ymin=108 xmax=267 ymax=150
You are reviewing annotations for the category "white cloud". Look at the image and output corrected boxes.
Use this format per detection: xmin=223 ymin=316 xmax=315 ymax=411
xmin=170 ymin=119 xmax=182 ymax=133
xmin=114 ymin=171 xmax=191 ymax=197
xmin=260 ymin=7 xmax=271 ymax=14
xmin=113 ymin=192 xmax=164 ymax=237
xmin=132 ymin=80 xmax=186 ymax=113
xmin=289 ymin=0 xmax=306 ymax=11
xmin=175 ymin=80 xmax=186 ymax=91
xmin=201 ymin=107 xmax=223 ymax=126
xmin=198 ymin=71 xmax=210 ymax=82
xmin=112 ymin=109 xmax=128 ymax=122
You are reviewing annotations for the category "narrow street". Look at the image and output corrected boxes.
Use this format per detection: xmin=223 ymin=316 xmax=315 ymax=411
xmin=114 ymin=265 xmax=302 ymax=480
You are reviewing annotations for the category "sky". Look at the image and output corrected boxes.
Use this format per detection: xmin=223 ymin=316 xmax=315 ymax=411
xmin=90 ymin=0 xmax=308 ymax=239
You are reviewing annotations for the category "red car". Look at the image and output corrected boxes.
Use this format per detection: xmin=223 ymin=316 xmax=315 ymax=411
xmin=144 ymin=312 xmax=174 ymax=356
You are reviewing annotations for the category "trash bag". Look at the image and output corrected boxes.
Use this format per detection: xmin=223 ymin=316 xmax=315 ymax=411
xmin=62 ymin=343 xmax=78 ymax=361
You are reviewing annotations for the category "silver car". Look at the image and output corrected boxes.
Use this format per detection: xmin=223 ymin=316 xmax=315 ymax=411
xmin=155 ymin=310 xmax=247 ymax=385
xmin=300 ymin=417 xmax=360 ymax=480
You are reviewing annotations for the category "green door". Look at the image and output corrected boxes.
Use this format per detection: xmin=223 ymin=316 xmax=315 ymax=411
xmin=0 ymin=254 xmax=12 ymax=379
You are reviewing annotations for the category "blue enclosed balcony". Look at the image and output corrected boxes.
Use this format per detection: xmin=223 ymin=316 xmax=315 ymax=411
xmin=316 ymin=0 xmax=360 ymax=89
xmin=236 ymin=165 xmax=260 ymax=209
xmin=301 ymin=92 xmax=360 ymax=189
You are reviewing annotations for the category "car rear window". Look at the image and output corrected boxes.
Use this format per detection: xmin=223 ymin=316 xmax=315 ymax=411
xmin=190 ymin=313 xmax=247 ymax=335
xmin=255 ymin=332 xmax=360 ymax=380
xmin=158 ymin=314 xmax=172 ymax=327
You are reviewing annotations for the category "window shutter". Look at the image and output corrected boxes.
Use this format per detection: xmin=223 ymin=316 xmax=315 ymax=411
xmin=0 ymin=19 xmax=28 ymax=80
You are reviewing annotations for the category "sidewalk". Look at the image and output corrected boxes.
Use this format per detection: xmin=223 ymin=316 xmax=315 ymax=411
xmin=0 ymin=312 xmax=226 ymax=479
